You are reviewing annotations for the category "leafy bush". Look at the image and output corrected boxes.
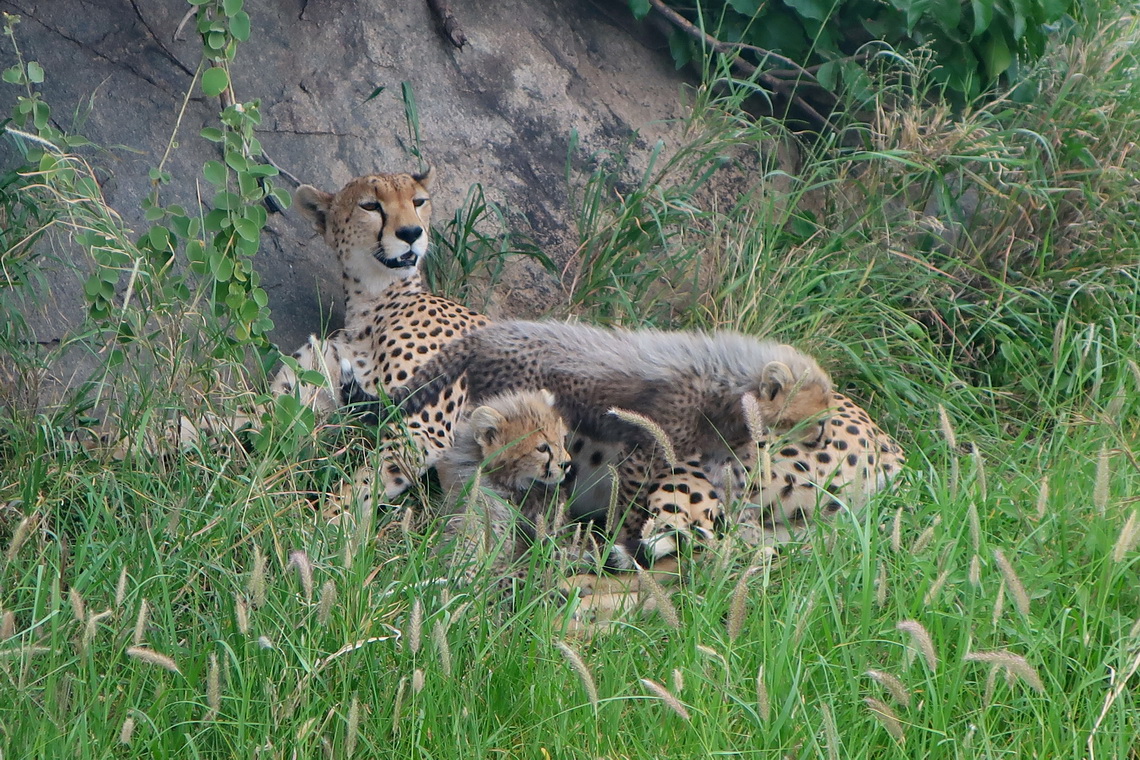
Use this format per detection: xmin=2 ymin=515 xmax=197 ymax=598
xmin=634 ymin=0 xmax=1078 ymax=106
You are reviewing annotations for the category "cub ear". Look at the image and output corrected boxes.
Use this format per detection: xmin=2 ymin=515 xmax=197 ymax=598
xmin=538 ymin=388 xmax=557 ymax=407
xmin=412 ymin=165 xmax=434 ymax=190
xmin=469 ymin=406 xmax=506 ymax=449
xmin=294 ymin=185 xmax=334 ymax=236
xmin=759 ymin=361 xmax=795 ymax=402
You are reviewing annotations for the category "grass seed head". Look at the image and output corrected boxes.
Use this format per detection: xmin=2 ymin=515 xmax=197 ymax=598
xmin=409 ymin=599 xmax=423 ymax=654
xmin=1036 ymin=478 xmax=1049 ymax=521
xmin=132 ymin=599 xmax=149 ymax=646
xmin=875 ymin=561 xmax=888 ymax=607
xmin=288 ymin=549 xmax=314 ymax=602
xmin=912 ymin=515 xmax=941 ymax=554
xmin=392 ymin=676 xmax=407 ymax=734
xmin=235 ymin=593 xmax=250 ymax=635
xmin=318 ymin=580 xmax=337 ymax=625
xmin=896 ymin=620 xmax=938 ymax=672
xmin=923 ymin=568 xmax=952 ymax=607
xmin=250 ymin=547 xmax=267 ymax=609
xmin=634 ymin=562 xmax=680 ymax=629
xmin=756 ymin=664 xmax=770 ymax=722
xmin=125 ymin=646 xmax=181 ymax=674
xmin=1094 ymin=446 xmax=1111 ymax=514
xmin=609 ymin=407 xmax=678 ymax=468
xmin=741 ymin=392 xmax=767 ymax=443
xmin=1112 ymin=510 xmax=1139 ymax=563
xmin=412 ymin=667 xmax=424 ymax=694
xmin=555 ymin=640 xmax=598 ymax=710
xmin=69 ymin=587 xmax=85 ymax=622
xmin=821 ymin=702 xmax=840 ymax=760
xmin=993 ymin=549 xmax=1030 ymax=617
xmin=964 ymin=650 xmax=1045 ymax=692
xmin=5 ymin=515 xmax=34 ymax=562
xmin=346 ymin=693 xmax=360 ymax=755
xmin=1 ymin=609 xmax=14 ymax=640
xmin=727 ymin=567 xmax=757 ymax=642
xmin=118 ymin=716 xmax=136 ymax=745
xmin=967 ymin=502 xmax=981 ymax=550
xmin=891 ymin=507 xmax=903 ymax=553
xmin=972 ymin=449 xmax=987 ymax=500
xmin=938 ymin=404 xmax=957 ymax=449
xmin=864 ymin=697 xmax=905 ymax=743
xmin=206 ymin=652 xmax=221 ymax=719
xmin=432 ymin=620 xmax=452 ymax=677
xmin=866 ymin=670 xmax=911 ymax=708
xmin=115 ymin=566 xmax=128 ymax=609
xmin=672 ymin=668 xmax=684 ymax=693
xmin=639 ymin=678 xmax=690 ymax=721
xmin=257 ymin=635 xmax=274 ymax=650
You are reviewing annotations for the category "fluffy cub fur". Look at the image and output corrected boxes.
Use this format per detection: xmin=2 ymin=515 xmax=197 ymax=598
xmin=393 ymin=320 xmax=834 ymax=460
xmin=435 ymin=389 xmax=572 ymax=582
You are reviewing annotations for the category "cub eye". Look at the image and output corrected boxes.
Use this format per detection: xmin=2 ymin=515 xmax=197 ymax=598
xmin=537 ymin=443 xmax=551 ymax=454
xmin=412 ymin=197 xmax=427 ymax=208
xmin=358 ymin=200 xmax=381 ymax=212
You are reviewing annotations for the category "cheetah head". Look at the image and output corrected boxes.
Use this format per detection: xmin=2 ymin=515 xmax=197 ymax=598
xmin=469 ymin=390 xmax=572 ymax=493
xmin=295 ymin=168 xmax=434 ymax=276
xmin=749 ymin=352 xmax=834 ymax=443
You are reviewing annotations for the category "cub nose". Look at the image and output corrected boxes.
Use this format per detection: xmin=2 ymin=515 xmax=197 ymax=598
xmin=394 ymin=225 xmax=423 ymax=244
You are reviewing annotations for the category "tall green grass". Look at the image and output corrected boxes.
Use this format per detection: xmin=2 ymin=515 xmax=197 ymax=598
xmin=2 ymin=7 xmax=1139 ymax=760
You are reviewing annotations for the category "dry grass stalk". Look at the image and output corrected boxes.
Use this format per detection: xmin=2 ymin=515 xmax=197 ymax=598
xmin=896 ymin=620 xmax=938 ymax=672
xmin=609 ymin=407 xmax=678 ymax=469
xmin=727 ymin=567 xmax=758 ymax=642
xmin=115 ymin=566 xmax=128 ymax=609
xmin=821 ymin=702 xmax=840 ymax=760
xmin=206 ymin=652 xmax=221 ymax=720
xmin=432 ymin=620 xmax=452 ymax=677
xmin=1112 ymin=510 xmax=1139 ymax=562
xmin=555 ymin=640 xmax=599 ymax=710
xmin=633 ymin=562 xmax=680 ymax=629
xmin=1036 ymin=478 xmax=1049 ymax=521
xmin=126 ymin=646 xmax=181 ymax=674
xmin=5 ymin=515 xmax=34 ymax=562
xmin=69 ymin=587 xmax=85 ymax=623
xmin=411 ymin=667 xmax=425 ymax=694
xmin=318 ymin=580 xmax=337 ymax=626
xmin=866 ymin=669 xmax=911 ymax=708
xmin=288 ymin=549 xmax=314 ymax=602
xmin=118 ymin=716 xmax=136 ymax=745
xmin=964 ymin=650 xmax=1045 ymax=692
xmin=756 ymin=664 xmax=770 ymax=722
xmin=993 ymin=549 xmax=1030 ymax=617
xmin=865 ymin=697 xmax=905 ymax=743
xmin=639 ymin=678 xmax=691 ymax=720
xmin=234 ymin=593 xmax=250 ymax=635
xmin=132 ymin=599 xmax=149 ymax=646
xmin=249 ymin=546 xmax=267 ymax=608
xmin=346 ymin=693 xmax=360 ymax=755
xmin=1094 ymin=446 xmax=1111 ymax=514
xmin=891 ymin=507 xmax=903 ymax=553
xmin=923 ymin=568 xmax=952 ymax=607
xmin=408 ymin=599 xmax=423 ymax=655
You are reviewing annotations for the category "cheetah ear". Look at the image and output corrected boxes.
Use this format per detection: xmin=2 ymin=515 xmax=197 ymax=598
xmin=295 ymin=185 xmax=334 ymax=236
xmin=469 ymin=406 xmax=507 ymax=449
xmin=538 ymin=388 xmax=557 ymax=408
xmin=759 ymin=361 xmax=795 ymax=402
xmin=412 ymin=165 xmax=434 ymax=189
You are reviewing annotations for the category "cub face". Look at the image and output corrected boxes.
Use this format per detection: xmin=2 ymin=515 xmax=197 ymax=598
xmin=295 ymin=168 xmax=434 ymax=271
xmin=469 ymin=390 xmax=571 ymax=492
xmin=752 ymin=358 xmax=834 ymax=442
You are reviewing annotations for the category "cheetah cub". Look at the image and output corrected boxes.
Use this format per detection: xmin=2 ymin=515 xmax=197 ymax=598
xmin=435 ymin=389 xmax=572 ymax=583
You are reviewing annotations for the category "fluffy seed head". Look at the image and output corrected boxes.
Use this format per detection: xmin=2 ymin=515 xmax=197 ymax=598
xmin=866 ymin=670 xmax=911 ymax=708
xmin=5 ymin=515 xmax=34 ymax=562
xmin=639 ymin=678 xmax=690 ymax=720
xmin=964 ymin=650 xmax=1045 ymax=692
xmin=756 ymin=665 xmax=770 ymax=722
xmin=891 ymin=507 xmax=903 ymax=553
xmin=432 ymin=620 xmax=452 ymax=677
xmin=408 ymin=599 xmax=423 ymax=654
xmin=69 ymin=587 xmax=85 ymax=623
xmin=126 ymin=646 xmax=181 ymax=674
xmin=132 ymin=599 xmax=149 ymax=646
xmin=1 ymin=610 xmax=14 ymax=640
xmin=634 ymin=562 xmax=680 ymax=629
xmin=727 ymin=567 xmax=758 ymax=642
xmin=249 ymin=547 xmax=267 ymax=609
xmin=896 ymin=620 xmax=938 ymax=672
xmin=822 ymin=702 xmax=840 ymax=760
xmin=318 ymin=580 xmax=337 ymax=625
xmin=1036 ymin=478 xmax=1049 ymax=521
xmin=118 ymin=716 xmax=135 ymax=745
xmin=206 ymin=652 xmax=221 ymax=720
xmin=346 ymin=694 xmax=360 ymax=755
xmin=1112 ymin=511 xmax=1139 ymax=563
xmin=115 ymin=567 xmax=128 ymax=609
xmin=609 ymin=407 xmax=677 ymax=469
xmin=234 ymin=594 xmax=250 ymax=635
xmin=865 ymin=697 xmax=905 ymax=743
xmin=288 ymin=549 xmax=313 ymax=602
xmin=555 ymin=640 xmax=598 ymax=710
xmin=993 ymin=549 xmax=1030 ymax=617
xmin=923 ymin=568 xmax=952 ymax=607
xmin=1094 ymin=446 xmax=1111 ymax=514
xmin=412 ymin=668 xmax=424 ymax=694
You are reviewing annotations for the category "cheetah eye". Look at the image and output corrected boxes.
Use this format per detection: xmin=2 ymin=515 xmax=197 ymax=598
xmin=412 ymin=197 xmax=427 ymax=208
xmin=358 ymin=200 xmax=381 ymax=212
xmin=537 ymin=443 xmax=551 ymax=454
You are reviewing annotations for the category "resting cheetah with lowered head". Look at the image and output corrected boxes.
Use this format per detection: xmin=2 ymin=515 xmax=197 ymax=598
xmin=272 ymin=168 xmax=489 ymax=506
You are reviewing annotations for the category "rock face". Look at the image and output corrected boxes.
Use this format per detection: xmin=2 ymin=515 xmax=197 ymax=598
xmin=0 ymin=0 xmax=691 ymax=356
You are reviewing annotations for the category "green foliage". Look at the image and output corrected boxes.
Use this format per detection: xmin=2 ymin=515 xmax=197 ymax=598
xmin=642 ymin=0 xmax=1077 ymax=106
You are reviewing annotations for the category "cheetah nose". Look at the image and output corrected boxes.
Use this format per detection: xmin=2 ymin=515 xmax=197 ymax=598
xmin=394 ymin=225 xmax=423 ymax=244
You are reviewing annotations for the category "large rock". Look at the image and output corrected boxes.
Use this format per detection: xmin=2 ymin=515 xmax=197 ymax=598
xmin=0 ymin=0 xmax=691 ymax=357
